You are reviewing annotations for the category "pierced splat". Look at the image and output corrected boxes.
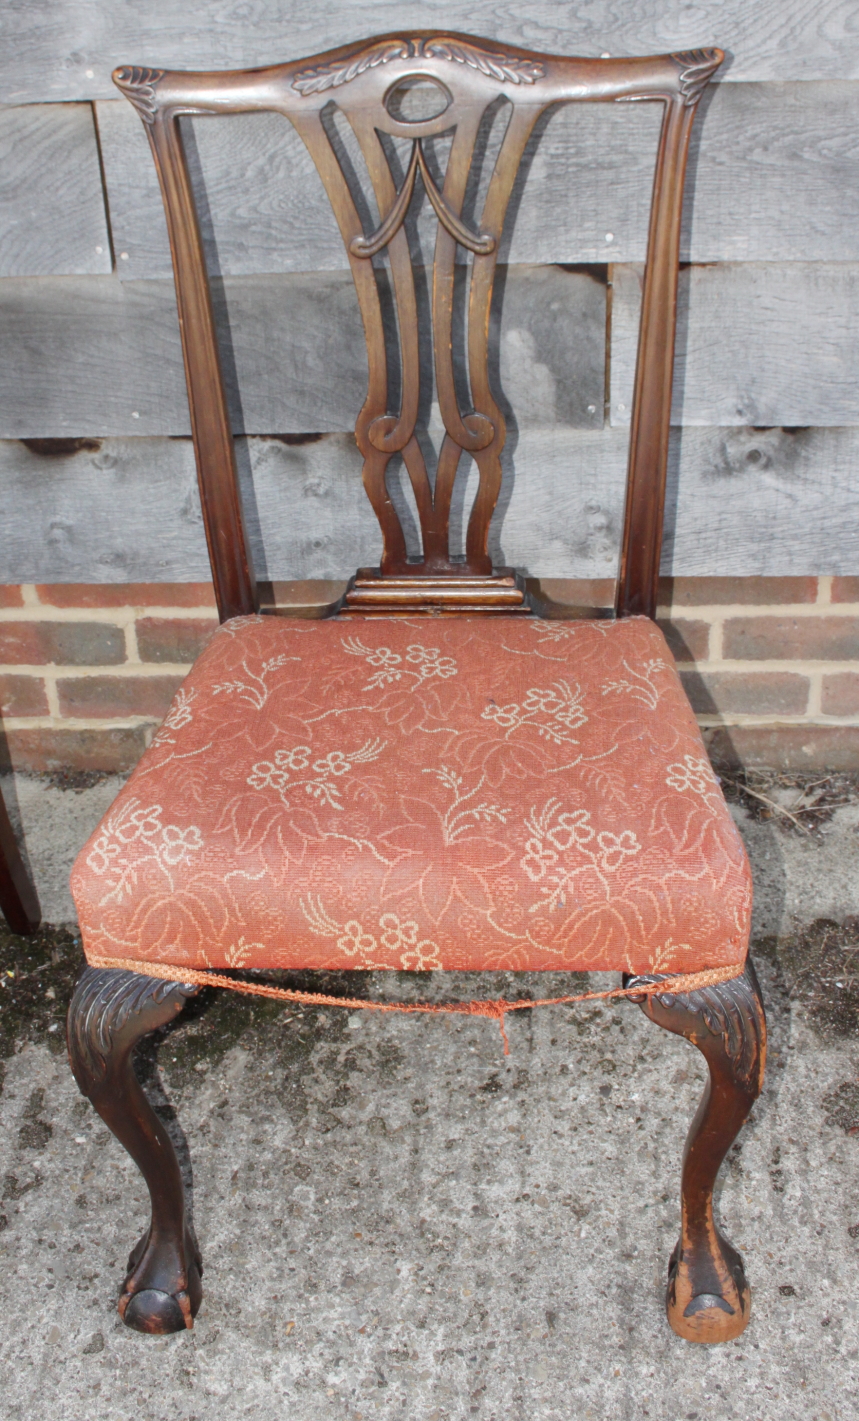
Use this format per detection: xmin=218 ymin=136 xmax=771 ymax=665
xmin=350 ymin=139 xmax=496 ymax=259
xmin=114 ymin=34 xmax=722 ymax=620
xmin=290 ymin=74 xmax=545 ymax=607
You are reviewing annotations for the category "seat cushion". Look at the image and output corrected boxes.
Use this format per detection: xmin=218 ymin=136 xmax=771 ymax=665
xmin=71 ymin=614 xmax=751 ymax=976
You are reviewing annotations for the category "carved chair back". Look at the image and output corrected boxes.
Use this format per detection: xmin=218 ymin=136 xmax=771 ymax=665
xmin=114 ymin=35 xmax=721 ymax=623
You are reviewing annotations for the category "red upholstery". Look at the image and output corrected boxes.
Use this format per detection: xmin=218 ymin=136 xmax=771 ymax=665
xmin=71 ymin=615 xmax=751 ymax=976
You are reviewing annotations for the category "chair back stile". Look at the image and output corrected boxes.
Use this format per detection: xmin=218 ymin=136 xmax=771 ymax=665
xmin=113 ymin=36 xmax=722 ymax=623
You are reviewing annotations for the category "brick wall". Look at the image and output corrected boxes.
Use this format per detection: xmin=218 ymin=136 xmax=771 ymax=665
xmin=1 ymin=577 xmax=857 ymax=773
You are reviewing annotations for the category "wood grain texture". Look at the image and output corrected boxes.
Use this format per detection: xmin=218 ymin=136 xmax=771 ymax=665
xmin=4 ymin=426 xmax=857 ymax=585
xmin=0 ymin=103 xmax=111 ymax=276
xmin=7 ymin=262 xmax=852 ymax=441
xmin=97 ymin=83 xmax=859 ymax=278
xmin=96 ymin=100 xmax=346 ymax=279
xmin=611 ymin=262 xmax=859 ymax=428
xmin=2 ymin=0 xmax=858 ymax=103
xmin=0 ymin=267 xmax=604 ymax=438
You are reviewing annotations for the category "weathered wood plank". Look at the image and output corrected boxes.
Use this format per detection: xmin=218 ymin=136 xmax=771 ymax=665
xmin=7 ymin=261 xmax=859 ymax=438
xmin=0 ymin=266 xmax=605 ymax=437
xmin=98 ymin=82 xmax=859 ymax=278
xmin=3 ymin=426 xmax=857 ymax=584
xmin=2 ymin=0 xmax=857 ymax=104
xmin=659 ymin=426 xmax=859 ymax=578
xmin=0 ymin=434 xmax=379 ymax=583
xmin=0 ymin=103 xmax=111 ymax=276
xmin=501 ymin=427 xmax=859 ymax=577
xmin=96 ymin=102 xmax=346 ymax=279
xmin=611 ymin=262 xmax=859 ymax=427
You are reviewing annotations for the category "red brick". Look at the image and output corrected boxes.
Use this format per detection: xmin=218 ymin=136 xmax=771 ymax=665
xmin=704 ymin=725 xmax=859 ymax=771
xmin=723 ymin=616 xmax=859 ymax=661
xmin=681 ymin=671 xmax=809 ymax=716
xmin=0 ymin=585 xmax=24 ymax=608
xmin=822 ymin=673 xmax=859 ymax=717
xmin=659 ymin=576 xmax=817 ymax=607
xmin=36 ymin=582 xmax=216 ymax=608
xmin=0 ymin=674 xmax=49 ymax=718
xmin=57 ymin=674 xmax=184 ymax=720
xmin=1 ymin=727 xmax=149 ymax=774
xmin=656 ymin=618 xmax=710 ymax=662
xmin=0 ymin=621 xmax=125 ymax=666
xmin=832 ymin=577 xmax=859 ymax=604
xmin=135 ymin=617 xmax=219 ymax=664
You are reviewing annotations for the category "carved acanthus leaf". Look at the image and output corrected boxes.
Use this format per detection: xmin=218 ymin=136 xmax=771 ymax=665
xmin=670 ymin=49 xmax=722 ymax=107
xmin=293 ymin=36 xmax=544 ymax=96
xmin=422 ymin=38 xmax=545 ymax=85
xmin=113 ymin=65 xmax=165 ymax=124
xmin=293 ymin=40 xmax=411 ymax=95
xmin=68 ymin=966 xmax=198 ymax=1088
xmin=626 ymin=966 xmax=763 ymax=1086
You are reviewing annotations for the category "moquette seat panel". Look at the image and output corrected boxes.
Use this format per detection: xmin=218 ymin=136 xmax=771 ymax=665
xmin=71 ymin=614 xmax=750 ymax=977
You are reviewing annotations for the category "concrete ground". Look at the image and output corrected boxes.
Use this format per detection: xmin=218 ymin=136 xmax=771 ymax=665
xmin=0 ymin=769 xmax=858 ymax=1420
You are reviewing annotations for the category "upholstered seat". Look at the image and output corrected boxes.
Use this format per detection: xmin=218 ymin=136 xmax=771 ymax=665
xmin=72 ymin=614 xmax=750 ymax=977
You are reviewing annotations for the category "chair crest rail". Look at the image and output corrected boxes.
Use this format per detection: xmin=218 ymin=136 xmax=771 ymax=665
xmin=114 ymin=34 xmax=722 ymax=621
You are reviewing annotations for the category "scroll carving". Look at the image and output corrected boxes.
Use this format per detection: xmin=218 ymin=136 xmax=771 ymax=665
xmin=350 ymin=139 xmax=495 ymax=259
xmin=113 ymin=65 xmax=165 ymax=123
xmin=293 ymin=36 xmax=545 ymax=95
xmin=670 ymin=49 xmax=722 ymax=107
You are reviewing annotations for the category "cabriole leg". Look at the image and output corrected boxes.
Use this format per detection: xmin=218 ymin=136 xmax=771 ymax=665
xmin=627 ymin=957 xmax=766 ymax=1343
xmin=66 ymin=966 xmax=202 ymax=1334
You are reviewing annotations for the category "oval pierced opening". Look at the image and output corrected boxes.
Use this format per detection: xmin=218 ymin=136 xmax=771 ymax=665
xmin=385 ymin=76 xmax=452 ymax=123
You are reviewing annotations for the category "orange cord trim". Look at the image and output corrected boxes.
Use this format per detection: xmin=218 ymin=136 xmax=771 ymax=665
xmin=85 ymin=953 xmax=744 ymax=1055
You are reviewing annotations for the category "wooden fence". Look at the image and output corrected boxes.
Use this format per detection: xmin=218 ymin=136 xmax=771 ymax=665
xmin=2 ymin=0 xmax=859 ymax=586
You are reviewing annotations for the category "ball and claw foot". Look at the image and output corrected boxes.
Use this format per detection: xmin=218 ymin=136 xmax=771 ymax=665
xmin=627 ymin=957 xmax=766 ymax=1344
xmin=120 ymin=1225 xmax=203 ymax=1334
xmin=66 ymin=967 xmax=203 ymax=1335
xmin=666 ymin=1232 xmax=750 ymax=1344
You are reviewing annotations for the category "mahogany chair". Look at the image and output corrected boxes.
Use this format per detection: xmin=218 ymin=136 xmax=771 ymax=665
xmin=66 ymin=34 xmax=765 ymax=1344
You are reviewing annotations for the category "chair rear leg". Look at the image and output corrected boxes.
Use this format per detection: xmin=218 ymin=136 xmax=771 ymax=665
xmin=626 ymin=957 xmax=766 ymax=1343
xmin=66 ymin=966 xmax=202 ymax=1334
xmin=0 ymin=786 xmax=40 ymax=934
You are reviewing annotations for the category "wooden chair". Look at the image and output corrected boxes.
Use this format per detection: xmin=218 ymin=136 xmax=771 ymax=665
xmin=66 ymin=33 xmax=765 ymax=1344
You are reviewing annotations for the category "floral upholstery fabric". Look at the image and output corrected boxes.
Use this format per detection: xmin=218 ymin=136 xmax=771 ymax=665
xmin=71 ymin=615 xmax=751 ymax=976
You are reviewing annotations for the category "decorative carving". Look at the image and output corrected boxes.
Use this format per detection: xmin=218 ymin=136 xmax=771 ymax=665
xmin=415 ymin=141 xmax=496 ymax=252
xmin=350 ymin=139 xmax=495 ymax=259
xmin=422 ymin=38 xmax=545 ymax=85
xmin=113 ymin=65 xmax=165 ymax=123
xmin=67 ymin=966 xmax=202 ymax=1334
xmin=670 ymin=49 xmax=722 ymax=107
xmin=627 ymin=958 xmax=766 ymax=1342
xmin=68 ymin=966 xmax=197 ymax=1089
xmin=293 ymin=36 xmax=544 ymax=95
xmin=293 ymin=39 xmax=410 ymax=95
xmin=625 ymin=965 xmax=764 ymax=1088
